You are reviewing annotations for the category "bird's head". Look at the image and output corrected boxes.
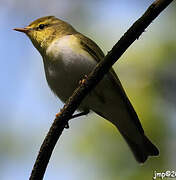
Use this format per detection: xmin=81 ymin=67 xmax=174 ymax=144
xmin=14 ymin=16 xmax=76 ymax=54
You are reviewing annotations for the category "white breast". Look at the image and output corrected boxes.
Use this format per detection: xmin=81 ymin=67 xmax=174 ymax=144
xmin=44 ymin=35 xmax=96 ymax=103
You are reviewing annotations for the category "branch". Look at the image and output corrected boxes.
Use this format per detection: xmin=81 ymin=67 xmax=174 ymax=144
xmin=29 ymin=0 xmax=174 ymax=179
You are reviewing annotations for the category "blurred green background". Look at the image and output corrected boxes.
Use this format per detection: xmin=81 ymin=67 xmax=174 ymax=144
xmin=0 ymin=0 xmax=176 ymax=179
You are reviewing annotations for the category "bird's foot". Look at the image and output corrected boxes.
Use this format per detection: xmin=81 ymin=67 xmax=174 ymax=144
xmin=55 ymin=109 xmax=69 ymax=129
xmin=55 ymin=109 xmax=89 ymax=129
xmin=64 ymin=122 xmax=69 ymax=129
xmin=55 ymin=108 xmax=64 ymax=118
xmin=79 ymin=75 xmax=88 ymax=85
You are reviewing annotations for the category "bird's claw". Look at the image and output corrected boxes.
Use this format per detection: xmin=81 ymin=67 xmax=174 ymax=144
xmin=79 ymin=75 xmax=88 ymax=85
xmin=56 ymin=109 xmax=69 ymax=129
xmin=55 ymin=112 xmax=61 ymax=118
xmin=65 ymin=122 xmax=69 ymax=129
xmin=56 ymin=108 xmax=64 ymax=118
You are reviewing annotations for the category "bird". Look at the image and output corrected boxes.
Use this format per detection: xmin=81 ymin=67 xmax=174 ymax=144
xmin=14 ymin=16 xmax=159 ymax=163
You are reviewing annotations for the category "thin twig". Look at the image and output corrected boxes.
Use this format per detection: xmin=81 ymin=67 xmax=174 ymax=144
xmin=29 ymin=0 xmax=174 ymax=179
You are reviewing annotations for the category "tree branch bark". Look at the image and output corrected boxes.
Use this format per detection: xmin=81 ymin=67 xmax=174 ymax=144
xmin=29 ymin=0 xmax=174 ymax=179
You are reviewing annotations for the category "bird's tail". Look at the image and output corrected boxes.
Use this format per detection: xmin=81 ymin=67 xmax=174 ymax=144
xmin=122 ymin=132 xmax=159 ymax=163
xmin=90 ymin=71 xmax=159 ymax=163
xmin=93 ymin=105 xmax=159 ymax=163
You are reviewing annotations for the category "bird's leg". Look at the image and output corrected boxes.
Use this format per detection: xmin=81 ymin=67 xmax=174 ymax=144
xmin=71 ymin=110 xmax=90 ymax=119
xmin=56 ymin=109 xmax=90 ymax=129
xmin=65 ymin=110 xmax=90 ymax=129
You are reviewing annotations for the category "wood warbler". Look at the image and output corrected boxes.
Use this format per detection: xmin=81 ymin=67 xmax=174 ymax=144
xmin=14 ymin=16 xmax=159 ymax=163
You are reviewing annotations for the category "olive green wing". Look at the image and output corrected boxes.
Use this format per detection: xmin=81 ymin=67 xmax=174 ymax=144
xmin=75 ymin=33 xmax=105 ymax=62
xmin=75 ymin=33 xmax=120 ymax=84
xmin=75 ymin=33 xmax=144 ymax=133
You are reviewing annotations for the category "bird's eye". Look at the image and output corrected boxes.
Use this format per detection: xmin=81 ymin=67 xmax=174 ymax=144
xmin=38 ymin=24 xmax=45 ymax=30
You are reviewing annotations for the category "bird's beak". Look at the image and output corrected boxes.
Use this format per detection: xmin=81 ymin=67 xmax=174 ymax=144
xmin=13 ymin=27 xmax=29 ymax=33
